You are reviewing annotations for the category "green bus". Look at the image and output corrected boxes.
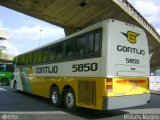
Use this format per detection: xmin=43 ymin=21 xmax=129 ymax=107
xmin=0 ymin=63 xmax=14 ymax=86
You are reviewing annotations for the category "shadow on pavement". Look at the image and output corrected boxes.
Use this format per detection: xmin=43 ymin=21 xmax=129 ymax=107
xmin=15 ymin=91 xmax=128 ymax=119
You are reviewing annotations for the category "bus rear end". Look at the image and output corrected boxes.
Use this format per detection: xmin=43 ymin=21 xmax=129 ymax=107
xmin=103 ymin=19 xmax=150 ymax=110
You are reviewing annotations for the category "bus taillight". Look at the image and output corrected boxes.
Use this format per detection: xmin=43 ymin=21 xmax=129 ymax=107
xmin=106 ymin=78 xmax=113 ymax=92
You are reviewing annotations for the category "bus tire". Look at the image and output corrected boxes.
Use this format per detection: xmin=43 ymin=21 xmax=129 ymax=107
xmin=64 ymin=88 xmax=77 ymax=111
xmin=50 ymin=86 xmax=62 ymax=107
xmin=13 ymin=81 xmax=18 ymax=92
xmin=1 ymin=78 xmax=9 ymax=86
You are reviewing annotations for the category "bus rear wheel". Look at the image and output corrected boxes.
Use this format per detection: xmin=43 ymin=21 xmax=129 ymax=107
xmin=50 ymin=86 xmax=62 ymax=107
xmin=64 ymin=88 xmax=76 ymax=111
xmin=1 ymin=78 xmax=9 ymax=86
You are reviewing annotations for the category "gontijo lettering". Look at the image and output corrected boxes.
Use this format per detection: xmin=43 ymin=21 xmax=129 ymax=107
xmin=35 ymin=66 xmax=58 ymax=73
xmin=117 ymin=45 xmax=145 ymax=55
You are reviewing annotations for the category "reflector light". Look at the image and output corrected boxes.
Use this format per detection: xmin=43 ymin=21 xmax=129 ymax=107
xmin=116 ymin=79 xmax=146 ymax=84
xmin=116 ymin=80 xmax=127 ymax=83
xmin=106 ymin=78 xmax=113 ymax=92
xmin=107 ymin=85 xmax=112 ymax=89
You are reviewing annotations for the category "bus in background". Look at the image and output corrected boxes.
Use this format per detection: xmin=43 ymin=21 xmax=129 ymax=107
xmin=0 ymin=63 xmax=14 ymax=86
xmin=11 ymin=19 xmax=150 ymax=111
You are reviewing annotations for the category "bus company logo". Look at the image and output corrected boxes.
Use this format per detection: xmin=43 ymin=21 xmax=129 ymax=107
xmin=122 ymin=31 xmax=139 ymax=44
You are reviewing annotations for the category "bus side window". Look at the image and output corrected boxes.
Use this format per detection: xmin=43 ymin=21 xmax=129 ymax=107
xmin=37 ymin=50 xmax=42 ymax=64
xmin=25 ymin=54 xmax=29 ymax=64
xmin=43 ymin=48 xmax=48 ymax=63
xmin=56 ymin=42 xmax=64 ymax=60
xmin=13 ymin=58 xmax=16 ymax=64
xmin=65 ymin=39 xmax=75 ymax=58
xmin=49 ymin=46 xmax=56 ymax=62
xmin=28 ymin=52 xmax=33 ymax=64
xmin=75 ymin=36 xmax=86 ymax=57
xmin=87 ymin=33 xmax=94 ymax=54
xmin=20 ymin=55 xmax=25 ymax=65
xmin=17 ymin=57 xmax=20 ymax=65
xmin=33 ymin=51 xmax=38 ymax=64
xmin=6 ymin=64 xmax=13 ymax=72
xmin=87 ymin=31 xmax=101 ymax=55
xmin=95 ymin=32 xmax=100 ymax=53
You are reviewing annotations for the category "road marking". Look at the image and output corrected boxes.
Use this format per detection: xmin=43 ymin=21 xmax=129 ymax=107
xmin=0 ymin=111 xmax=68 ymax=115
xmin=0 ymin=87 xmax=7 ymax=91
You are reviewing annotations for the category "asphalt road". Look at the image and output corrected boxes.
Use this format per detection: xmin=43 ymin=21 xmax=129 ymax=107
xmin=0 ymin=86 xmax=160 ymax=120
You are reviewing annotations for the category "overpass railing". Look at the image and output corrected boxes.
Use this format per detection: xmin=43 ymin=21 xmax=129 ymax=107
xmin=114 ymin=0 xmax=160 ymax=43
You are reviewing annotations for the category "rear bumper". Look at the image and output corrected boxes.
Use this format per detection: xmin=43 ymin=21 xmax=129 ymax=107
xmin=102 ymin=93 xmax=150 ymax=110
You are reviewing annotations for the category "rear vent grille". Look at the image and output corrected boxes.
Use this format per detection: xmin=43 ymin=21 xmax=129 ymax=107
xmin=78 ymin=81 xmax=96 ymax=106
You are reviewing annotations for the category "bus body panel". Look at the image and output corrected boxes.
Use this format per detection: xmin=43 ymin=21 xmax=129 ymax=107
xmin=13 ymin=65 xmax=106 ymax=110
xmin=105 ymin=20 xmax=149 ymax=78
xmin=103 ymin=93 xmax=150 ymax=110
xmin=32 ymin=58 xmax=101 ymax=77
xmin=102 ymin=20 xmax=150 ymax=98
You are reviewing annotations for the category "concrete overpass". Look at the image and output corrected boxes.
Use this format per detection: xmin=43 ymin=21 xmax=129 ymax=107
xmin=0 ymin=0 xmax=160 ymax=69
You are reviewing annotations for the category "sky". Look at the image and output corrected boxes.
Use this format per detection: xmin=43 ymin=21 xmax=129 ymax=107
xmin=128 ymin=0 xmax=160 ymax=33
xmin=0 ymin=6 xmax=65 ymax=55
xmin=0 ymin=0 xmax=160 ymax=56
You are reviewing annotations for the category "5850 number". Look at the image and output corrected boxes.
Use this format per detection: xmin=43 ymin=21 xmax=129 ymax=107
xmin=72 ymin=63 xmax=98 ymax=72
xmin=126 ymin=58 xmax=139 ymax=64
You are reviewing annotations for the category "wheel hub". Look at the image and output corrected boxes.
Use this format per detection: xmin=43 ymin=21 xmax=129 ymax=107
xmin=52 ymin=91 xmax=58 ymax=104
xmin=66 ymin=93 xmax=74 ymax=108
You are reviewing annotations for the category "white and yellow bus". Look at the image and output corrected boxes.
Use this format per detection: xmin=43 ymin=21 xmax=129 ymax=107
xmin=12 ymin=19 xmax=150 ymax=111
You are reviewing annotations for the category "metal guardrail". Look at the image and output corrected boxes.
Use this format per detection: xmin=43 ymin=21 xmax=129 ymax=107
xmin=115 ymin=0 xmax=160 ymax=42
